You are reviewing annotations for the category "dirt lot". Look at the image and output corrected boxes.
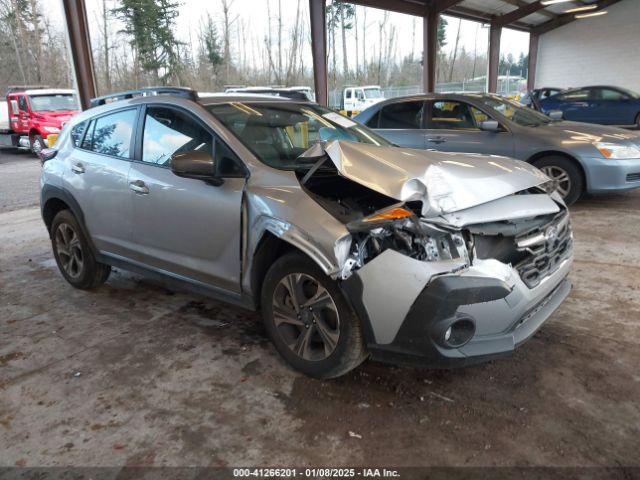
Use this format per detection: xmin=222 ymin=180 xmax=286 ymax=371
xmin=1 ymin=148 xmax=639 ymax=472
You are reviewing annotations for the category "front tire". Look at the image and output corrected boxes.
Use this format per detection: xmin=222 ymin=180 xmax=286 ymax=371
xmin=30 ymin=134 xmax=45 ymax=156
xmin=51 ymin=210 xmax=111 ymax=289
xmin=533 ymin=156 xmax=584 ymax=205
xmin=261 ymin=252 xmax=368 ymax=378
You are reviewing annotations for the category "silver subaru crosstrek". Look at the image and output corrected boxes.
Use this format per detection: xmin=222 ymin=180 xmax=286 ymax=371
xmin=40 ymin=87 xmax=573 ymax=378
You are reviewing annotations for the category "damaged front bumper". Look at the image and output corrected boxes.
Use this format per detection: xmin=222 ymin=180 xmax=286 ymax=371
xmin=341 ymin=247 xmax=572 ymax=368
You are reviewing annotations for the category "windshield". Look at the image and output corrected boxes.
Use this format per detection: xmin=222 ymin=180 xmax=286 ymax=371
xmin=207 ymin=102 xmax=392 ymax=170
xmin=29 ymin=94 xmax=79 ymax=112
xmin=364 ymin=88 xmax=382 ymax=99
xmin=478 ymin=96 xmax=553 ymax=127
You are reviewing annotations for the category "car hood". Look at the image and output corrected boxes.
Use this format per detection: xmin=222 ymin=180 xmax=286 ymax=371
xmin=535 ymin=121 xmax=640 ymax=145
xmin=323 ymin=141 xmax=549 ymax=216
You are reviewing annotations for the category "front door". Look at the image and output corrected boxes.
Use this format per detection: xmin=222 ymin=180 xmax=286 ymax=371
xmin=423 ymin=100 xmax=514 ymax=157
xmin=63 ymin=108 xmax=138 ymax=257
xmin=128 ymin=105 xmax=246 ymax=293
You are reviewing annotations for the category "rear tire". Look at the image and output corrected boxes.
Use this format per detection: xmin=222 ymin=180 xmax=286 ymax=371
xmin=30 ymin=134 xmax=45 ymax=156
xmin=261 ymin=252 xmax=368 ymax=378
xmin=533 ymin=156 xmax=584 ymax=206
xmin=635 ymin=112 xmax=640 ymax=130
xmin=51 ymin=210 xmax=111 ymax=289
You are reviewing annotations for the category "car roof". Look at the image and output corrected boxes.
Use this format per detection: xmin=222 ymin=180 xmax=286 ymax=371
xmin=364 ymin=92 xmax=501 ymax=107
xmin=197 ymin=93 xmax=303 ymax=105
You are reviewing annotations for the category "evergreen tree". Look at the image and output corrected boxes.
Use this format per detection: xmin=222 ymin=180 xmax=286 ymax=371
xmin=113 ymin=0 xmax=182 ymax=84
xmin=201 ymin=13 xmax=223 ymax=69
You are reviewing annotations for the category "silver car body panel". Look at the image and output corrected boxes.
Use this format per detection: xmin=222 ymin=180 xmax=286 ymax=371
xmin=354 ymin=249 xmax=468 ymax=344
xmin=432 ymin=193 xmax=560 ymax=228
xmin=324 ymin=140 xmax=549 ymax=216
xmin=42 ymin=93 xmax=574 ymax=366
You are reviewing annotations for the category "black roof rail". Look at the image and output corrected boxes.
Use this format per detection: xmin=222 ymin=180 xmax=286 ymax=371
xmin=89 ymin=87 xmax=199 ymax=108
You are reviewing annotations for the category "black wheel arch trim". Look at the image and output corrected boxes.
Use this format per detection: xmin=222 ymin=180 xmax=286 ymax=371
xmin=41 ymin=184 xmax=99 ymax=257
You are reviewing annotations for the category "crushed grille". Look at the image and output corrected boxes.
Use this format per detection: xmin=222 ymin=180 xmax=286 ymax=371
xmin=515 ymin=211 xmax=572 ymax=289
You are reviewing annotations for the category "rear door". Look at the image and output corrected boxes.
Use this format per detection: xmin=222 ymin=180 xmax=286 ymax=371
xmin=423 ymin=99 xmax=514 ymax=157
xmin=370 ymin=100 xmax=426 ymax=149
xmin=128 ymin=104 xmax=246 ymax=293
xmin=63 ymin=107 xmax=138 ymax=257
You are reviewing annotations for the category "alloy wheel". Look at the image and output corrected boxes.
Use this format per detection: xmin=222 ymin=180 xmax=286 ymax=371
xmin=541 ymin=165 xmax=571 ymax=199
xmin=272 ymin=273 xmax=340 ymax=361
xmin=54 ymin=223 xmax=84 ymax=279
xmin=31 ymin=137 xmax=44 ymax=155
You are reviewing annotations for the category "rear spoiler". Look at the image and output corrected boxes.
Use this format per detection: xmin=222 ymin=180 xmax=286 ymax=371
xmin=89 ymin=87 xmax=198 ymax=108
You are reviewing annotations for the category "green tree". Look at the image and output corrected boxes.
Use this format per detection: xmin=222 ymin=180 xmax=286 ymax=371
xmin=113 ymin=0 xmax=182 ymax=85
xmin=201 ymin=13 xmax=223 ymax=69
xmin=437 ymin=16 xmax=447 ymax=51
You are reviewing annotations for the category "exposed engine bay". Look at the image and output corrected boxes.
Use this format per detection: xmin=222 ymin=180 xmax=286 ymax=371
xmin=297 ymin=160 xmax=470 ymax=280
xmin=297 ymin=152 xmax=569 ymax=288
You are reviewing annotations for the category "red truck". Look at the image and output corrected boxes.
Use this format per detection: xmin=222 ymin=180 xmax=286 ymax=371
xmin=0 ymin=87 xmax=80 ymax=154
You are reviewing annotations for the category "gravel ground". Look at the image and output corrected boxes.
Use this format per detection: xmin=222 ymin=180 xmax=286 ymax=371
xmin=1 ymin=158 xmax=639 ymax=474
xmin=0 ymin=148 xmax=40 ymax=213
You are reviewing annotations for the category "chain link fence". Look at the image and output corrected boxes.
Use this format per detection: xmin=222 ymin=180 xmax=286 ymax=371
xmin=329 ymin=77 xmax=526 ymax=109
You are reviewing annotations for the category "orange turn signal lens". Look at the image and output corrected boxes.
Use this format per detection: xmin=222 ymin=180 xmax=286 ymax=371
xmin=363 ymin=207 xmax=412 ymax=222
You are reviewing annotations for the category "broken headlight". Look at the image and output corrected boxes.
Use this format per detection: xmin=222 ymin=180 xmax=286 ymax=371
xmin=339 ymin=205 xmax=469 ymax=279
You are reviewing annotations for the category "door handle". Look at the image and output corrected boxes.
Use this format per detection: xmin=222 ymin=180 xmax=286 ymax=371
xmin=129 ymin=180 xmax=149 ymax=195
xmin=426 ymin=137 xmax=446 ymax=144
xmin=71 ymin=162 xmax=85 ymax=174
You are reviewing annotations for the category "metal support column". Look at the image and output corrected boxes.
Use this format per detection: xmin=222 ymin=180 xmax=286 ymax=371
xmin=62 ymin=0 xmax=97 ymax=110
xmin=527 ymin=33 xmax=539 ymax=91
xmin=309 ymin=0 xmax=328 ymax=106
xmin=422 ymin=9 xmax=438 ymax=93
xmin=487 ymin=23 xmax=502 ymax=93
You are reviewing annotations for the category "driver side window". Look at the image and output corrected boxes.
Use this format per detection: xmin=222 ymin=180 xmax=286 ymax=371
xmin=142 ymin=107 xmax=212 ymax=167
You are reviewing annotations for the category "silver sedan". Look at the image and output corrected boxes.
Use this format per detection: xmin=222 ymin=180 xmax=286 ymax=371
xmin=355 ymin=93 xmax=640 ymax=204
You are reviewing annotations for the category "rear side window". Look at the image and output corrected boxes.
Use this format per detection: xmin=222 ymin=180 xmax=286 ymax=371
xmin=596 ymin=88 xmax=627 ymax=100
xmin=379 ymin=101 xmax=423 ymax=129
xmin=83 ymin=109 xmax=137 ymax=158
xmin=70 ymin=121 xmax=88 ymax=147
xmin=428 ymin=101 xmax=479 ymax=130
xmin=18 ymin=96 xmax=28 ymax=111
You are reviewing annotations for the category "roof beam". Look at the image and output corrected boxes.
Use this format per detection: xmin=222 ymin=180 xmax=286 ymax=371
xmin=344 ymin=0 xmax=425 ymax=16
xmin=445 ymin=5 xmax=532 ymax=31
xmin=499 ymin=0 xmax=556 ymax=20
xmin=492 ymin=0 xmax=546 ymax=27
xmin=533 ymin=0 xmax=620 ymax=35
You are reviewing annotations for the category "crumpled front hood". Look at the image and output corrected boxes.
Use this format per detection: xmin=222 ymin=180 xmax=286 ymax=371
xmin=324 ymin=140 xmax=549 ymax=216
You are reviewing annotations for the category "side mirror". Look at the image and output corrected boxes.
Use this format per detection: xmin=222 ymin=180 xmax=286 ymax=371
xmin=480 ymin=120 xmax=501 ymax=132
xmin=171 ymin=150 xmax=223 ymax=186
xmin=548 ymin=110 xmax=564 ymax=121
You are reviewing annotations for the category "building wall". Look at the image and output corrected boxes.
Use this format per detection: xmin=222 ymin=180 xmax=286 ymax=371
xmin=535 ymin=0 xmax=640 ymax=92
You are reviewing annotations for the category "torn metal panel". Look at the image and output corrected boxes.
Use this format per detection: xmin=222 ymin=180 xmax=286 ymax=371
xmin=324 ymin=140 xmax=549 ymax=216
xmin=433 ymin=194 xmax=560 ymax=228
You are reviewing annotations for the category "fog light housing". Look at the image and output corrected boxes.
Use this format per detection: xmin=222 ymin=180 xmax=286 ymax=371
xmin=442 ymin=317 xmax=475 ymax=348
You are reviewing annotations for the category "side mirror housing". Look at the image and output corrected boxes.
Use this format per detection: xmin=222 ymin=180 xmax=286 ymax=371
xmin=480 ymin=120 xmax=501 ymax=132
xmin=171 ymin=150 xmax=223 ymax=186
xmin=548 ymin=110 xmax=564 ymax=121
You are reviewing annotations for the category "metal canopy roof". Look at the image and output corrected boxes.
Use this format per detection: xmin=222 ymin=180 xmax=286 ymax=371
xmin=347 ymin=0 xmax=619 ymax=33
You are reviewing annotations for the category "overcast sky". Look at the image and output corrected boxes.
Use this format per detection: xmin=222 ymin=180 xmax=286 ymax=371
xmin=50 ymin=0 xmax=530 ymax=69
